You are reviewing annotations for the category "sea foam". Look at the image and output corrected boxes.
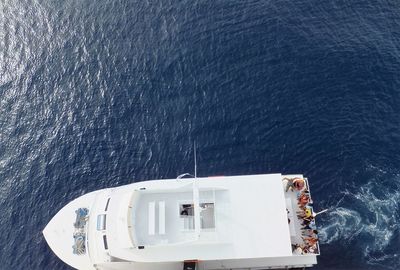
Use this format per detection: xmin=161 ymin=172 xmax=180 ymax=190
xmin=319 ymin=167 xmax=400 ymax=267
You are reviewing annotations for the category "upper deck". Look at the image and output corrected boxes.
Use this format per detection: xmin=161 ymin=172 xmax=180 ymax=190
xmin=131 ymin=187 xmax=222 ymax=246
xmin=108 ymin=174 xmax=295 ymax=262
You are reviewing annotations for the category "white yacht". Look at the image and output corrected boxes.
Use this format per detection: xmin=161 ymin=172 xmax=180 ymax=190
xmin=43 ymin=173 xmax=320 ymax=270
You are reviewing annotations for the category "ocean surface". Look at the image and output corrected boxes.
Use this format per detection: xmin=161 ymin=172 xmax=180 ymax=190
xmin=1 ymin=0 xmax=400 ymax=269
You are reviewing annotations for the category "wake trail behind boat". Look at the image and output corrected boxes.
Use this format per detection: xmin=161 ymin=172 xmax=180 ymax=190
xmin=318 ymin=166 xmax=400 ymax=268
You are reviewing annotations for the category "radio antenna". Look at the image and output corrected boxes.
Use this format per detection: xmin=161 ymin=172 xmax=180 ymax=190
xmin=176 ymin=141 xmax=198 ymax=180
xmin=194 ymin=141 xmax=197 ymax=179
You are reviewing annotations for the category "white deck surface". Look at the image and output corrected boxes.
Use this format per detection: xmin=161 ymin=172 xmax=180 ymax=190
xmin=205 ymin=174 xmax=292 ymax=259
xmin=108 ymin=174 xmax=293 ymax=262
xmin=43 ymin=191 xmax=100 ymax=270
xmin=285 ymin=187 xmax=305 ymax=246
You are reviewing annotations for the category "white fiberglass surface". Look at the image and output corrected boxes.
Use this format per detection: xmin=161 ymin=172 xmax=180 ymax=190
xmin=133 ymin=191 xmax=198 ymax=245
xmin=125 ymin=175 xmax=293 ymax=261
xmin=132 ymin=188 xmax=219 ymax=246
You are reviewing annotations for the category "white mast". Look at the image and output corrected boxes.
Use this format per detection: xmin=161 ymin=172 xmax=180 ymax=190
xmin=194 ymin=141 xmax=197 ymax=179
xmin=193 ymin=141 xmax=201 ymax=237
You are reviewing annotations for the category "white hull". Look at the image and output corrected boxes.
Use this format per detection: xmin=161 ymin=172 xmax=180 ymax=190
xmin=43 ymin=174 xmax=319 ymax=270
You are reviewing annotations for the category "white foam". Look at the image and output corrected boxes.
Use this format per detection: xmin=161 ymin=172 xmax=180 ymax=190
xmin=318 ymin=170 xmax=400 ymax=267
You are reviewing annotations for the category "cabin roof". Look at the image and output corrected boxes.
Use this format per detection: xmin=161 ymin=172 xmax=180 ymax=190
xmin=109 ymin=174 xmax=293 ymax=261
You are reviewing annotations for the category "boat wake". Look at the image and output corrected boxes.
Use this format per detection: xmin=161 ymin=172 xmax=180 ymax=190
xmin=318 ymin=166 xmax=400 ymax=268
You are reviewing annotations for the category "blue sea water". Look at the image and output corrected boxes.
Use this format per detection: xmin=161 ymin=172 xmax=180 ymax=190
xmin=1 ymin=0 xmax=400 ymax=269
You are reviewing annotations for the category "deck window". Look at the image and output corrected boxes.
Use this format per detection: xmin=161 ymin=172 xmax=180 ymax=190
xmin=180 ymin=204 xmax=194 ymax=217
xmin=97 ymin=214 xmax=107 ymax=231
xmin=179 ymin=202 xmax=215 ymax=230
xmin=200 ymin=203 xmax=215 ymax=229
xmin=180 ymin=204 xmax=195 ymax=230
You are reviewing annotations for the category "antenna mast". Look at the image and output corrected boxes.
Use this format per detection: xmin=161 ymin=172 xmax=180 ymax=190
xmin=194 ymin=141 xmax=197 ymax=179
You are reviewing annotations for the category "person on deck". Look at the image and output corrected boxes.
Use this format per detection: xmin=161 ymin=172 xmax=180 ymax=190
xmin=302 ymin=229 xmax=318 ymax=238
xmin=283 ymin=177 xmax=305 ymax=192
xmin=303 ymin=237 xmax=318 ymax=246
xmin=298 ymin=194 xmax=310 ymax=207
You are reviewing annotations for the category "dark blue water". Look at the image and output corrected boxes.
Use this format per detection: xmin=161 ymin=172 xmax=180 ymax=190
xmin=1 ymin=0 xmax=400 ymax=269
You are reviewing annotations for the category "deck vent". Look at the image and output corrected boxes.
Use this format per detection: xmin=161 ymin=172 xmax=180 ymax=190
xmin=138 ymin=246 xmax=145 ymax=249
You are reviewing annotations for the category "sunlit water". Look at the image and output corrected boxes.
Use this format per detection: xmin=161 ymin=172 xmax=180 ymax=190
xmin=1 ymin=1 xmax=400 ymax=269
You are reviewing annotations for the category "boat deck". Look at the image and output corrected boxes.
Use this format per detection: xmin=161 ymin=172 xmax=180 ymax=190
xmin=121 ymin=174 xmax=295 ymax=262
xmin=132 ymin=190 xmax=219 ymax=246
xmin=44 ymin=174 xmax=319 ymax=270
xmin=283 ymin=176 xmax=320 ymax=255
